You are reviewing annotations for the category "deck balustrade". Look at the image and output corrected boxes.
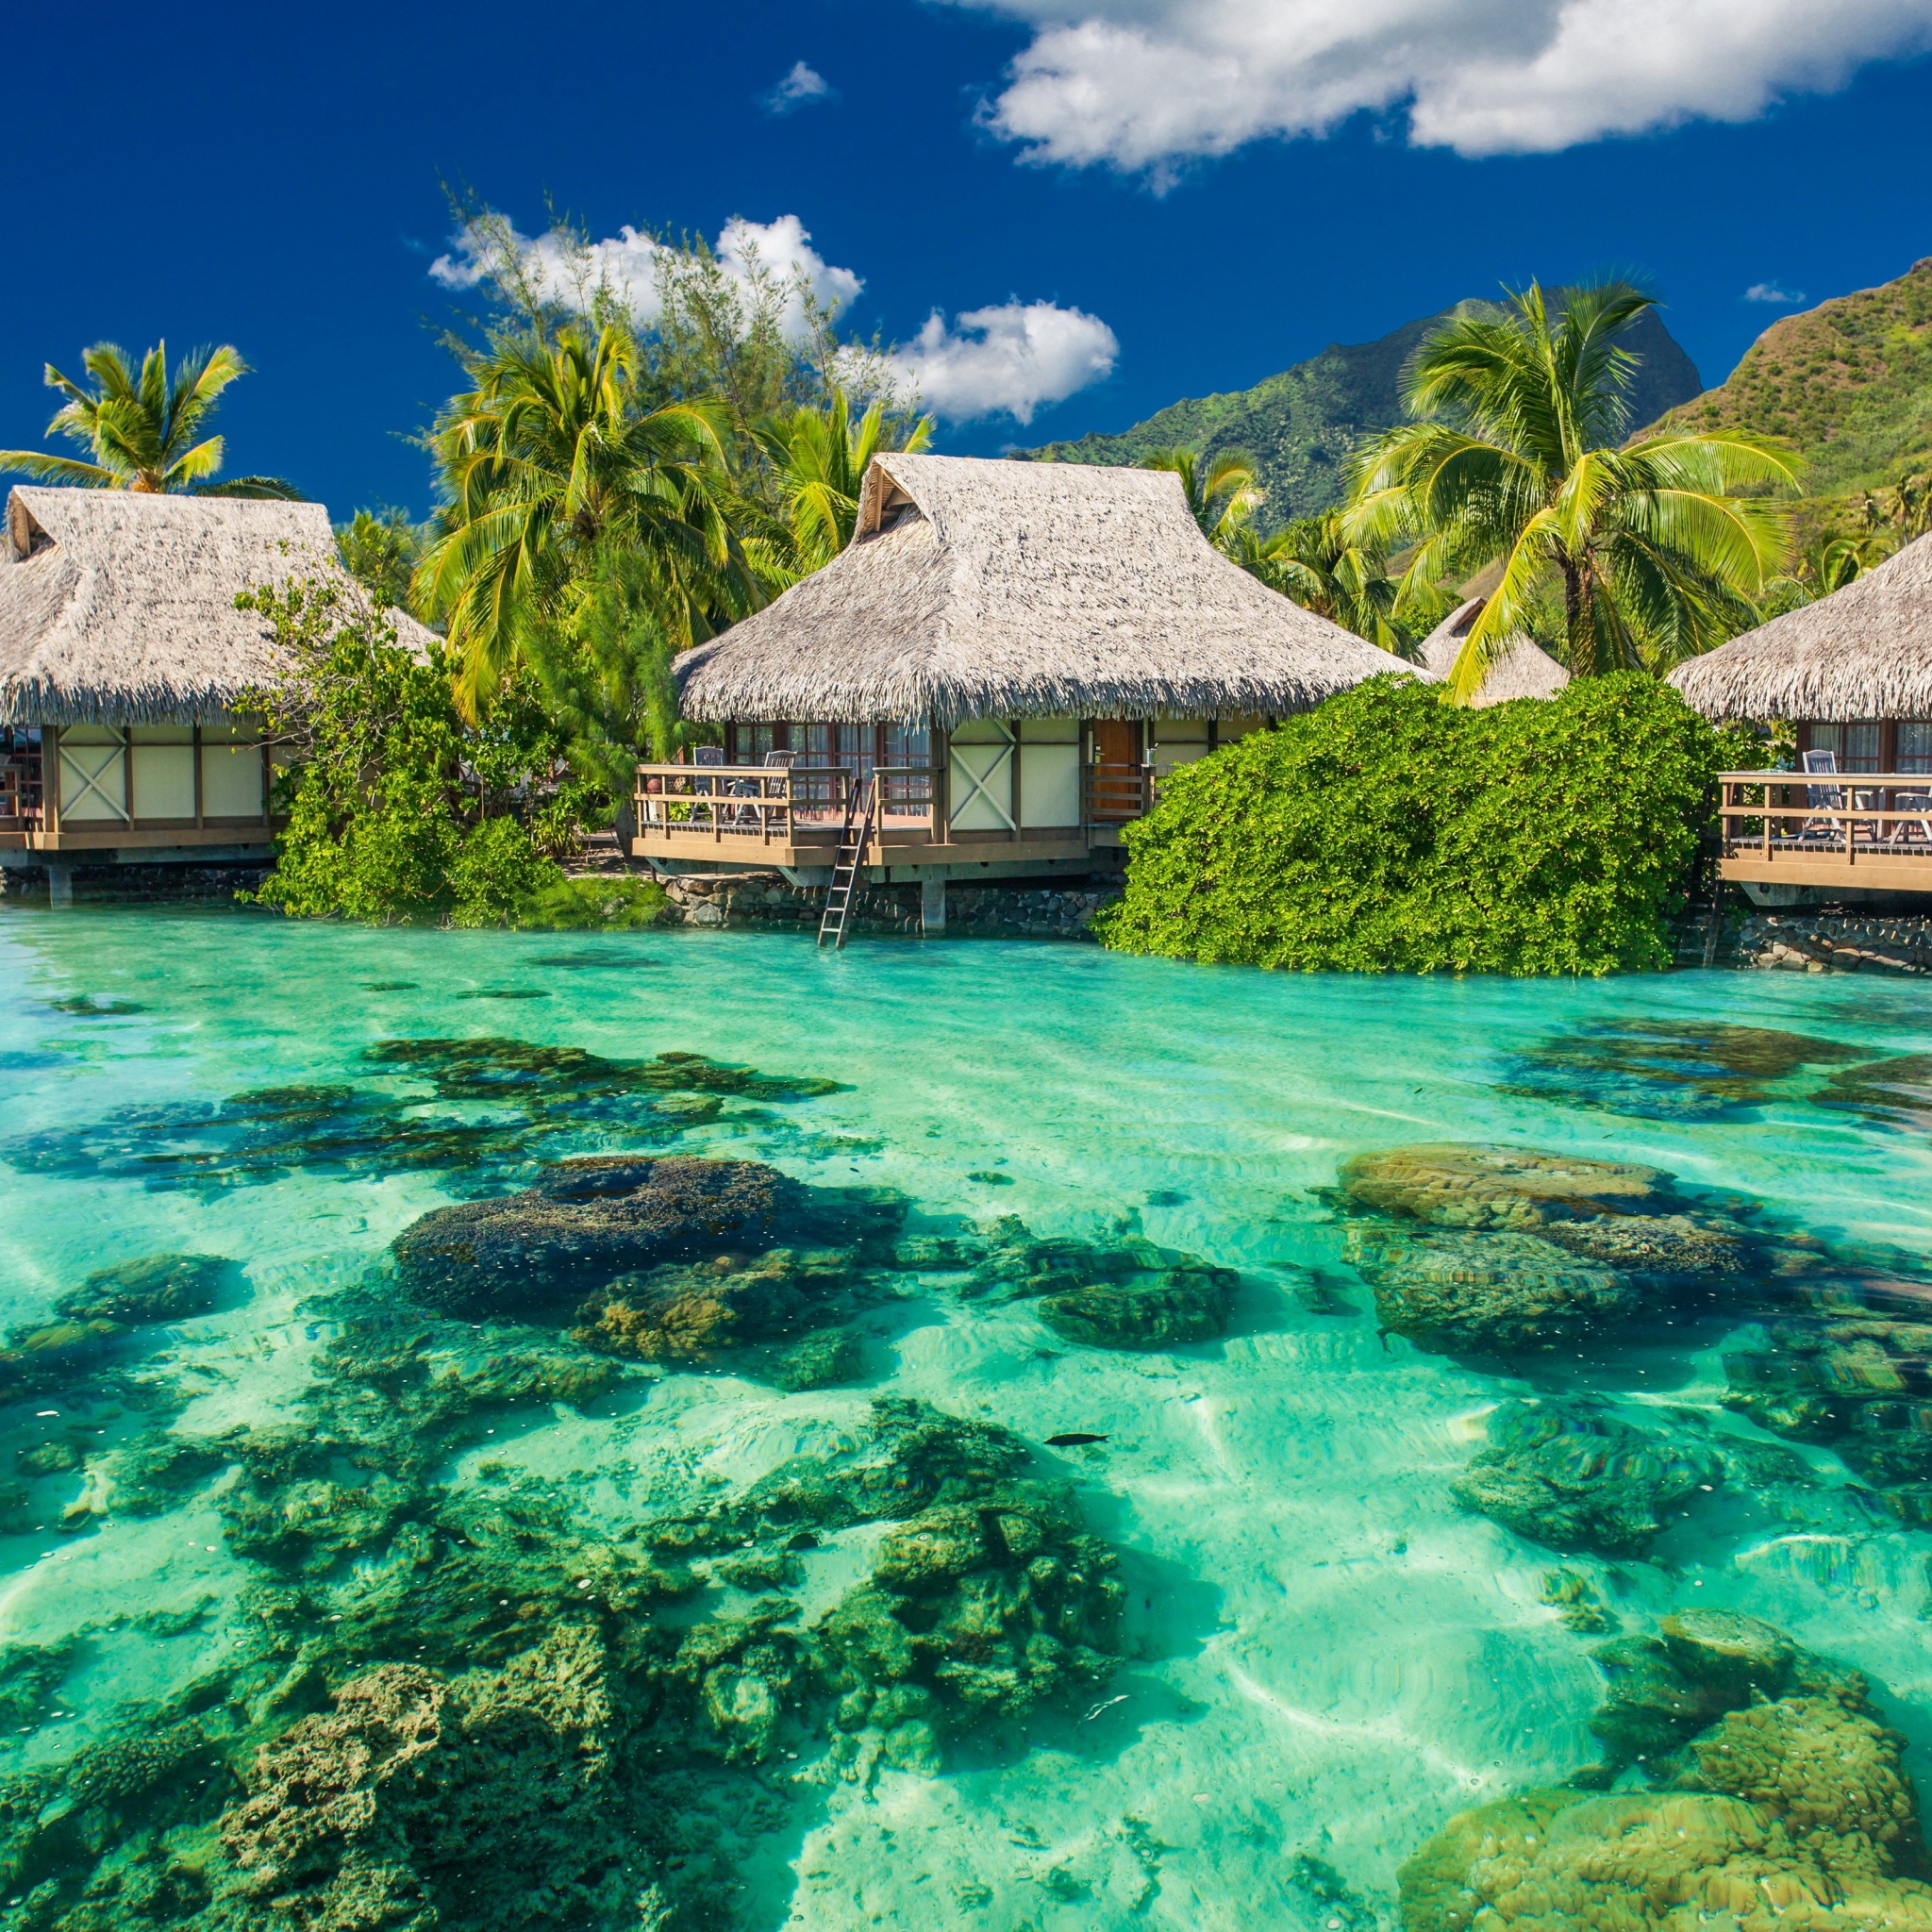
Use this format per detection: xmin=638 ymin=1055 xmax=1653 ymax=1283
xmin=632 ymin=756 xmax=1154 ymax=863
xmin=1716 ymin=769 xmax=1932 ymax=892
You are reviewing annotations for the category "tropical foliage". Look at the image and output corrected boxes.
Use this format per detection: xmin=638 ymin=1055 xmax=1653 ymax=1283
xmin=1229 ymin=509 xmax=1427 ymax=658
xmin=1096 ymin=675 xmax=1757 ymax=976
xmin=1029 ymin=294 xmax=1704 ymax=526
xmin=1137 ymin=446 xmax=1263 ymax=550
xmin=755 ymin=391 xmax=932 ymax=577
xmin=236 ymin=582 xmax=658 ymax=927
xmin=1348 ymin=282 xmax=1799 ymax=699
xmin=336 ymin=508 xmax=425 ymax=609
xmin=0 ymin=341 xmax=300 ymax=497
xmin=415 ymin=322 xmax=750 ymax=717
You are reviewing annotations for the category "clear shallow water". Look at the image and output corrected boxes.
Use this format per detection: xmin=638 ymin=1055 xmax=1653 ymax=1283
xmin=1 ymin=906 xmax=1929 ymax=1929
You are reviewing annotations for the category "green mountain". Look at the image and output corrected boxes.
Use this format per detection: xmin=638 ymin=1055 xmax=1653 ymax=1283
xmin=1024 ymin=298 xmax=1703 ymax=526
xmin=1649 ymin=258 xmax=1932 ymax=497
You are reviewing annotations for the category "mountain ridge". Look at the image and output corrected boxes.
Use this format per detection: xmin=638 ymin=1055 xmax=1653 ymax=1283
xmin=1646 ymin=257 xmax=1932 ymax=498
xmin=1022 ymin=297 xmax=1704 ymax=527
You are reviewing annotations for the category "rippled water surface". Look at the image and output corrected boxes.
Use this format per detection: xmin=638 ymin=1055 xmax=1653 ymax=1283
xmin=2 ymin=905 xmax=1929 ymax=1930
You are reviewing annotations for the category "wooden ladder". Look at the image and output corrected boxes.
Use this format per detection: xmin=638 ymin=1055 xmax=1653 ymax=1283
xmin=818 ymin=774 xmax=878 ymax=949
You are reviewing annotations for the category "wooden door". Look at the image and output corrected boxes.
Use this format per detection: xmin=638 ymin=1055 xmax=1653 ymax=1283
xmin=1088 ymin=719 xmax=1144 ymax=821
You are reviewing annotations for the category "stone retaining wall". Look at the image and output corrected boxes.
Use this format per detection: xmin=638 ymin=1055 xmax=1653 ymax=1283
xmin=654 ymin=870 xmax=1121 ymax=941
xmin=1731 ymin=908 xmax=1932 ymax=975
xmin=0 ymin=862 xmax=272 ymax=904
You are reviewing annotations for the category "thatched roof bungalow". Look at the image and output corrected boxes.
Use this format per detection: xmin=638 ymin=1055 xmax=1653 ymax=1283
xmin=1668 ymin=529 xmax=1932 ymax=902
xmin=648 ymin=454 xmax=1421 ymax=883
xmin=1417 ymin=596 xmax=1570 ymax=707
xmin=1 ymin=486 xmax=426 ymax=859
xmin=1669 ymin=528 xmax=1932 ymax=774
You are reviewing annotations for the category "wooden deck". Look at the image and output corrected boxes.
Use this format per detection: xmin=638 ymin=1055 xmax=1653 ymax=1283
xmin=630 ymin=761 xmax=1144 ymax=872
xmin=1717 ymin=769 xmax=1932 ymax=894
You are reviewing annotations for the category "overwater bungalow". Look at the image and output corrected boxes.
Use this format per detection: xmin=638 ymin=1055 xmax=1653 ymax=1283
xmin=642 ymin=453 xmax=1420 ymax=928
xmin=0 ymin=485 xmax=422 ymax=894
xmin=1669 ymin=528 xmax=1932 ymax=902
xmin=1417 ymin=595 xmax=1571 ymax=706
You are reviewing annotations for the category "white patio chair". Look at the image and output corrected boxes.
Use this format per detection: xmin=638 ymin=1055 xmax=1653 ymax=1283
xmin=1795 ymin=749 xmax=1849 ymax=844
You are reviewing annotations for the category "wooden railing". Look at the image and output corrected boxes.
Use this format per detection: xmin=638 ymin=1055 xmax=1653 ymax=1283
xmin=633 ymin=763 xmax=940 ymax=844
xmin=1085 ymin=761 xmax=1151 ymax=823
xmin=1717 ymin=769 xmax=1932 ymax=867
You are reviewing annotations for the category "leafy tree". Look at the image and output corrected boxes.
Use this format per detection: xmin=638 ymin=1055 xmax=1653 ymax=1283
xmin=520 ymin=547 xmax=692 ymax=796
xmin=415 ymin=323 xmax=752 ymax=716
xmin=1138 ymin=446 xmax=1263 ymax=551
xmin=1229 ymin=509 xmax=1429 ymax=657
xmin=236 ymin=581 xmax=654 ymax=926
xmin=1097 ymin=674 xmax=1757 ymax=976
xmin=0 ymin=341 xmax=299 ymax=496
xmin=753 ymin=390 xmax=933 ymax=579
xmin=1348 ymin=283 xmax=1798 ymax=700
xmin=336 ymin=508 xmax=425 ymax=611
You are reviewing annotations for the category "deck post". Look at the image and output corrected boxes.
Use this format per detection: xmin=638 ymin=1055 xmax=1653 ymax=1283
xmin=45 ymin=862 xmax=74 ymax=908
xmin=921 ymin=873 xmax=946 ymax=935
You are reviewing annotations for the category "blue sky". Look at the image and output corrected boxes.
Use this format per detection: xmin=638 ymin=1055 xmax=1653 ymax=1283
xmin=5 ymin=0 xmax=1930 ymax=518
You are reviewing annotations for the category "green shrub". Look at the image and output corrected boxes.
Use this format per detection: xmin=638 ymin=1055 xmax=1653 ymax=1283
xmin=1095 ymin=675 xmax=1753 ymax=976
xmin=236 ymin=584 xmax=646 ymax=929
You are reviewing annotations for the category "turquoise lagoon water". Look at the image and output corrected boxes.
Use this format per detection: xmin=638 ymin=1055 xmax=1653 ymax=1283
xmin=1 ymin=905 xmax=1930 ymax=1928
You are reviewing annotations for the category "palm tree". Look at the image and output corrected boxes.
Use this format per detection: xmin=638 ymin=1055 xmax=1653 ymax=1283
xmin=1138 ymin=447 xmax=1263 ymax=553
xmin=0 ymin=341 xmax=298 ymax=496
xmin=753 ymin=391 xmax=933 ymax=579
xmin=1230 ymin=511 xmax=1424 ymax=657
xmin=1347 ymin=282 xmax=1798 ymax=701
xmin=1757 ymin=530 xmax=1888 ymax=616
xmin=337 ymin=508 xmax=425 ymax=611
xmin=416 ymin=323 xmax=750 ymax=715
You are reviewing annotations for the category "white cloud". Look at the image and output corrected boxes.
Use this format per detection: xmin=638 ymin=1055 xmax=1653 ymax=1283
xmin=944 ymin=0 xmax=1932 ymax=169
xmin=763 ymin=60 xmax=836 ymax=112
xmin=874 ymin=301 xmax=1119 ymax=423
xmin=1744 ymin=281 xmax=1807 ymax=305
xmin=432 ymin=213 xmax=1119 ymax=422
xmin=430 ymin=213 xmax=860 ymax=341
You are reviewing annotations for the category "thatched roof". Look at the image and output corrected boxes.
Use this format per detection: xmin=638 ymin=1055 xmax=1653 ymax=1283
xmin=675 ymin=454 xmax=1420 ymax=726
xmin=1418 ymin=596 xmax=1571 ymax=707
xmin=0 ymin=486 xmax=434 ymax=725
xmin=1668 ymin=529 xmax=1932 ymax=723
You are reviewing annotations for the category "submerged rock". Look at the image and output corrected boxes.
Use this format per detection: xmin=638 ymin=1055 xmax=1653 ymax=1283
xmin=1451 ymin=1401 xmax=1721 ymax=1556
xmin=1339 ymin=1144 xmax=1676 ymax=1231
xmin=767 ymin=1326 xmax=866 ymax=1391
xmin=1588 ymin=1610 xmax=1839 ymax=1773
xmin=0 ymin=1039 xmax=839 ymax=1196
xmin=573 ymin=1246 xmax=856 ymax=1364
xmin=1536 ymin=1214 xmax=1753 ymax=1283
xmin=1345 ymin=1224 xmax=1635 ymax=1354
xmin=1539 ymin=1570 xmax=1616 ymax=1634
xmin=1036 ymin=1265 xmax=1238 ymax=1350
xmin=818 ymin=1476 xmax=1124 ymax=1727
xmin=963 ymin=1216 xmax=1164 ymax=1302
xmin=225 ymin=1625 xmax=663 ymax=1931
xmin=52 ymin=1252 xmax=231 ymax=1325
xmin=1724 ymin=1310 xmax=1932 ymax=1503
xmin=1499 ymin=1018 xmax=1864 ymax=1123
xmin=1401 ymin=1614 xmax=1932 ymax=1932
xmin=1816 ymin=1052 xmax=1932 ymax=1133
xmin=365 ymin=1035 xmax=840 ymax=1108
xmin=392 ymin=1156 xmax=796 ymax=1319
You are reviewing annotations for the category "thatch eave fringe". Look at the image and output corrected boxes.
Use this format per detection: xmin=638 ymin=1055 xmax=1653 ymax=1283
xmin=1669 ymin=527 xmax=1932 ymax=724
